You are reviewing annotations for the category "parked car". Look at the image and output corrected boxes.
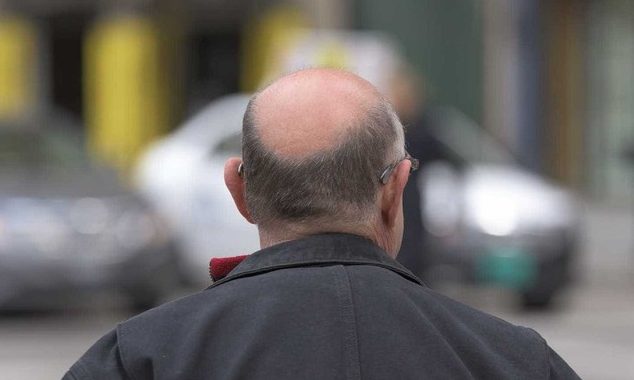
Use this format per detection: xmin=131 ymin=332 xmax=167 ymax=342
xmin=136 ymin=96 xmax=579 ymax=307
xmin=0 ymin=114 xmax=179 ymax=310
xmin=419 ymin=108 xmax=579 ymax=307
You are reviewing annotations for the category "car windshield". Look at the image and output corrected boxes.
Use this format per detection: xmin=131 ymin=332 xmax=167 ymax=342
xmin=429 ymin=108 xmax=514 ymax=164
xmin=0 ymin=128 xmax=89 ymax=169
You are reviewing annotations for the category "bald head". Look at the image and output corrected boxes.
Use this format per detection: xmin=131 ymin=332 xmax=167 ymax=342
xmin=252 ymin=68 xmax=384 ymax=157
xmin=239 ymin=68 xmax=406 ymax=242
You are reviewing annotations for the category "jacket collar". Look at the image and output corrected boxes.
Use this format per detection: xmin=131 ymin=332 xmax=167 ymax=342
xmin=208 ymin=233 xmax=424 ymax=289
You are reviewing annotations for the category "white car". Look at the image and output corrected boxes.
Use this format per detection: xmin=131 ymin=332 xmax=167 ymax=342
xmin=136 ymin=96 xmax=579 ymax=307
xmin=135 ymin=94 xmax=259 ymax=285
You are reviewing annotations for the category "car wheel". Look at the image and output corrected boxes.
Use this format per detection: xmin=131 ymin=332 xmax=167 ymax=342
xmin=519 ymin=240 xmax=574 ymax=310
xmin=520 ymin=288 xmax=555 ymax=309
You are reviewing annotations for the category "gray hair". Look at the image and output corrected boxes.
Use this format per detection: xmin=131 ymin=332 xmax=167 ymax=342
xmin=241 ymin=96 xmax=405 ymax=228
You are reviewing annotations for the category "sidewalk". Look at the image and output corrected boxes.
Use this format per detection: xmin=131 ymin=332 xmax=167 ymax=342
xmin=580 ymin=200 xmax=634 ymax=288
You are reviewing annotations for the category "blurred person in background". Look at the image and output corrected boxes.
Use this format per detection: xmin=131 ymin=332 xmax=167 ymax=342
xmin=389 ymin=66 xmax=463 ymax=281
xmin=64 ymin=69 xmax=578 ymax=379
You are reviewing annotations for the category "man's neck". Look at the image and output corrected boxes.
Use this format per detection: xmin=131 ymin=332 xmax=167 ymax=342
xmin=258 ymin=223 xmax=392 ymax=255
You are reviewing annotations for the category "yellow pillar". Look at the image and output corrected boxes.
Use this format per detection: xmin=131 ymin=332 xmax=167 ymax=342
xmin=84 ymin=13 xmax=169 ymax=172
xmin=0 ymin=13 xmax=37 ymax=122
xmin=544 ymin=0 xmax=584 ymax=187
xmin=241 ymin=7 xmax=309 ymax=92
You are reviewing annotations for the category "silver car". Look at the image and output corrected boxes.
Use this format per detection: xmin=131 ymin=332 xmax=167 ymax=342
xmin=0 ymin=116 xmax=179 ymax=310
xmin=419 ymin=108 xmax=579 ymax=307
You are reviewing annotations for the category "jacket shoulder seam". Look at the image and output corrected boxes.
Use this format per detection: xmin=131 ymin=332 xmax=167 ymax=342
xmin=116 ymin=324 xmax=137 ymax=380
xmin=333 ymin=265 xmax=362 ymax=380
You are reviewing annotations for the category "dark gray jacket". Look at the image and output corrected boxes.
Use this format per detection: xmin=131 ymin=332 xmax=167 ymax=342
xmin=64 ymin=233 xmax=579 ymax=379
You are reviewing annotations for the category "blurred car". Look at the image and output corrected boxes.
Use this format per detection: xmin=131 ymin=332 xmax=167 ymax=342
xmin=419 ymin=108 xmax=579 ymax=307
xmin=0 ymin=114 xmax=179 ymax=310
xmin=136 ymin=95 xmax=579 ymax=307
xmin=135 ymin=95 xmax=260 ymax=285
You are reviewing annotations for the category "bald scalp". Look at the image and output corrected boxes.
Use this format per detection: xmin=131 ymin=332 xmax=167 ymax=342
xmin=251 ymin=68 xmax=383 ymax=157
xmin=241 ymin=68 xmax=404 ymax=229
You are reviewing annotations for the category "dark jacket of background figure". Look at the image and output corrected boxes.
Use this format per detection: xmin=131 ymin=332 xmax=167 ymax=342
xmin=399 ymin=110 xmax=463 ymax=279
xmin=64 ymin=233 xmax=579 ymax=380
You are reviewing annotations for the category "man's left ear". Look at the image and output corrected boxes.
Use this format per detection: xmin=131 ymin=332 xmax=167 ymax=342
xmin=224 ymin=157 xmax=255 ymax=224
xmin=380 ymin=160 xmax=411 ymax=227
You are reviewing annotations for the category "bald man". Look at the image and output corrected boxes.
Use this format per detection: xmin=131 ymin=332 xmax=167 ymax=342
xmin=65 ymin=69 xmax=579 ymax=379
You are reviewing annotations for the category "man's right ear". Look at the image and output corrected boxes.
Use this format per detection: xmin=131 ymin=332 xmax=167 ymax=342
xmin=224 ymin=157 xmax=255 ymax=224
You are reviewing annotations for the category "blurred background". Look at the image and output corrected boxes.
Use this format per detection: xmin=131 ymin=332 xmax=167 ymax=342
xmin=0 ymin=0 xmax=633 ymax=379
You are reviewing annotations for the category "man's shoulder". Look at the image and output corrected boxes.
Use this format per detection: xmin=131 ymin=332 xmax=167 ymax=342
xmin=119 ymin=285 xmax=232 ymax=333
xmin=346 ymin=265 xmax=552 ymax=376
xmin=63 ymin=288 xmax=231 ymax=380
xmin=347 ymin=264 xmax=547 ymax=350
xmin=425 ymin=287 xmax=546 ymax=343
xmin=363 ymin=264 xmax=534 ymax=320
xmin=116 ymin=267 xmax=304 ymax=340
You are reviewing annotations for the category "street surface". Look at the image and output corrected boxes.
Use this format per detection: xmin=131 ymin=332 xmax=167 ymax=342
xmin=1 ymin=201 xmax=633 ymax=380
